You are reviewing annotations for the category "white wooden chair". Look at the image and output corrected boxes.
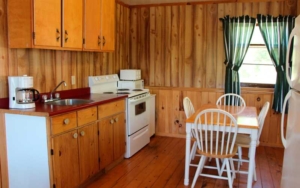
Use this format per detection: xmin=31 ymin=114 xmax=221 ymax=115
xmin=216 ymin=93 xmax=246 ymax=107
xmin=191 ymin=109 xmax=238 ymax=188
xmin=235 ymin=101 xmax=270 ymax=180
xmin=216 ymin=93 xmax=246 ymax=165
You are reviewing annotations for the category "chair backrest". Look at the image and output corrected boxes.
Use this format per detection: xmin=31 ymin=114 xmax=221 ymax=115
xmin=183 ymin=97 xmax=195 ymax=118
xmin=216 ymin=93 xmax=246 ymax=107
xmin=193 ymin=108 xmax=238 ymax=157
xmin=257 ymin=102 xmax=270 ymax=142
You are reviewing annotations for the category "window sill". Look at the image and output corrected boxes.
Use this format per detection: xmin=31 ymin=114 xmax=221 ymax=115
xmin=241 ymin=83 xmax=275 ymax=88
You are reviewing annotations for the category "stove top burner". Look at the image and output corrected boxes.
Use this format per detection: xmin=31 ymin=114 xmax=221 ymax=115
xmin=103 ymin=92 xmax=114 ymax=94
xmin=132 ymin=89 xmax=143 ymax=91
xmin=117 ymin=92 xmax=130 ymax=94
xmin=118 ymin=88 xmax=130 ymax=91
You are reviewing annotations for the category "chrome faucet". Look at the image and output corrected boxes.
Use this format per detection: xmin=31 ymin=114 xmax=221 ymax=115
xmin=50 ymin=81 xmax=67 ymax=100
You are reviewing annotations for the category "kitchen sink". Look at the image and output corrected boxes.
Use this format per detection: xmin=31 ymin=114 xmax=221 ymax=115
xmin=46 ymin=99 xmax=94 ymax=106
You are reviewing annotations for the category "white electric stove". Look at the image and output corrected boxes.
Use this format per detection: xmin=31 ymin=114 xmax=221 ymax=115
xmin=88 ymin=74 xmax=151 ymax=158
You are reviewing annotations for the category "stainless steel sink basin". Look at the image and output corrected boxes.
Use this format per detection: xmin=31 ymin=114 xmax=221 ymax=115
xmin=46 ymin=99 xmax=94 ymax=106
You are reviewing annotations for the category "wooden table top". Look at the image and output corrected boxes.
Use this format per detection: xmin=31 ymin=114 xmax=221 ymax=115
xmin=186 ymin=104 xmax=259 ymax=129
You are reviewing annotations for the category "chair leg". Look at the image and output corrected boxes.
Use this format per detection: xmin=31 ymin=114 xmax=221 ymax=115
xmin=225 ymin=159 xmax=233 ymax=188
xmin=229 ymin=158 xmax=236 ymax=179
xmin=190 ymin=142 xmax=197 ymax=161
xmin=191 ymin=156 xmax=206 ymax=188
xmin=253 ymin=162 xmax=257 ymax=181
xmin=238 ymin=146 xmax=243 ymax=169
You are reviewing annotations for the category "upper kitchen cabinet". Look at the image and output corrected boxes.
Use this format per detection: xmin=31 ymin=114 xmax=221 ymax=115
xmin=83 ymin=0 xmax=115 ymax=51
xmin=7 ymin=0 xmax=83 ymax=50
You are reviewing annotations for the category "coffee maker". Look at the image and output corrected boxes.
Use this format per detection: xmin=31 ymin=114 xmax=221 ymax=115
xmin=8 ymin=76 xmax=40 ymax=109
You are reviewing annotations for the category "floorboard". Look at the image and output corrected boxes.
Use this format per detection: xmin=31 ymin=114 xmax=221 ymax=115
xmin=86 ymin=136 xmax=284 ymax=188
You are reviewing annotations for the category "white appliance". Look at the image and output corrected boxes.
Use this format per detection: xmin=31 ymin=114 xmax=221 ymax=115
xmin=120 ymin=69 xmax=141 ymax=80
xmin=118 ymin=79 xmax=144 ymax=89
xmin=8 ymin=76 xmax=40 ymax=109
xmin=89 ymin=74 xmax=151 ymax=158
xmin=281 ymin=15 xmax=300 ymax=188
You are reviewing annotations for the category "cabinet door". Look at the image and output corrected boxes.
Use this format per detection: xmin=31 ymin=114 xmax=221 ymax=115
xmin=33 ymin=0 xmax=61 ymax=47
xmin=52 ymin=130 xmax=80 ymax=188
xmin=99 ymin=117 xmax=114 ymax=169
xmin=84 ymin=0 xmax=101 ymax=50
xmin=100 ymin=0 xmax=115 ymax=51
xmin=62 ymin=0 xmax=83 ymax=49
xmin=78 ymin=123 xmax=99 ymax=183
xmin=113 ymin=113 xmax=126 ymax=160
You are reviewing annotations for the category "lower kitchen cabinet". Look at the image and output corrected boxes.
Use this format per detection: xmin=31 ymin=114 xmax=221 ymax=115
xmin=99 ymin=113 xmax=125 ymax=169
xmin=78 ymin=123 xmax=99 ymax=183
xmin=51 ymin=130 xmax=80 ymax=188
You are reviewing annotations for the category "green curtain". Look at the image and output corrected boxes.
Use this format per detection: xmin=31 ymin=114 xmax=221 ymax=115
xmin=220 ymin=15 xmax=256 ymax=95
xmin=257 ymin=14 xmax=295 ymax=113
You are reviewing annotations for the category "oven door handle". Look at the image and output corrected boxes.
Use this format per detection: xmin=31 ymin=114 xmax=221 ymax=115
xmin=128 ymin=95 xmax=150 ymax=104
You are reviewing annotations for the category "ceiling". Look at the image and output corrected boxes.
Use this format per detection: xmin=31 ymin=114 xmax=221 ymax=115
xmin=117 ymin=0 xmax=227 ymax=6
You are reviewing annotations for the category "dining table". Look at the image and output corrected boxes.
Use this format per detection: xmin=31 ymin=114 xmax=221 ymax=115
xmin=184 ymin=103 xmax=259 ymax=188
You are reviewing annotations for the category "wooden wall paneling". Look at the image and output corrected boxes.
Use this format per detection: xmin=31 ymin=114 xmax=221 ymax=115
xmin=172 ymin=90 xmax=180 ymax=135
xmin=285 ymin=0 xmax=297 ymax=15
xmin=94 ymin=53 xmax=101 ymax=76
xmin=61 ymin=51 xmax=72 ymax=90
xmin=258 ymin=2 xmax=268 ymax=15
xmin=260 ymin=94 xmax=273 ymax=145
xmin=242 ymin=3 xmax=252 ymax=15
xmin=235 ymin=3 xmax=243 ymax=15
xmin=251 ymin=2 xmax=259 ymax=17
xmin=70 ymin=52 xmax=78 ymax=89
xmin=184 ymin=5 xmax=193 ymax=88
xmin=130 ymin=8 xmax=137 ymax=69
xmin=178 ymin=6 xmax=185 ymax=87
xmin=0 ymin=0 xmax=8 ymax=98
xmin=44 ymin=50 xmax=56 ymax=92
xmin=193 ymin=5 xmax=205 ymax=88
xmin=76 ymin=52 xmax=83 ymax=88
xmin=157 ymin=89 xmax=170 ymax=135
xmin=269 ymin=1 xmax=281 ymax=15
xmin=164 ymin=6 xmax=171 ymax=87
xmin=298 ymin=0 xmax=300 ymax=15
xmin=171 ymin=6 xmax=179 ymax=87
xmin=206 ymin=4 xmax=218 ymax=88
xmin=116 ymin=4 xmax=121 ymax=74
xmin=139 ymin=7 xmax=150 ymax=86
xmin=224 ymin=3 xmax=235 ymax=17
xmin=124 ymin=6 xmax=130 ymax=70
xmin=149 ymin=7 xmax=156 ymax=86
xmin=216 ymin=4 xmax=225 ymax=89
xmin=155 ymin=6 xmax=164 ymax=86
xmin=55 ymin=51 xmax=62 ymax=91
xmin=29 ymin=50 xmax=46 ymax=92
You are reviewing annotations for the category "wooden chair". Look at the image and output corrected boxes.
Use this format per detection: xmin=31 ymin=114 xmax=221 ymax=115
xmin=191 ymin=109 xmax=238 ymax=188
xmin=216 ymin=93 xmax=246 ymax=165
xmin=216 ymin=93 xmax=246 ymax=107
xmin=235 ymin=101 xmax=270 ymax=180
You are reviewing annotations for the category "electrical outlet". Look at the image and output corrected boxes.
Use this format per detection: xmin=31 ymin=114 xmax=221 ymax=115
xmin=71 ymin=76 xmax=76 ymax=85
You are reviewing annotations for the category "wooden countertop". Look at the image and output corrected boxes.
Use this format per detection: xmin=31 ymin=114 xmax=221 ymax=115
xmin=0 ymin=88 xmax=128 ymax=116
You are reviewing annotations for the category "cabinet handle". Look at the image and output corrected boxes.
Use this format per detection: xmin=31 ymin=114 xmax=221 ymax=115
xmin=103 ymin=36 xmax=106 ymax=46
xmin=65 ymin=30 xmax=68 ymax=43
xmin=80 ymin=131 xmax=85 ymax=136
xmin=56 ymin=29 xmax=60 ymax=41
xmin=73 ymin=133 xmax=78 ymax=139
xmin=98 ymin=36 xmax=101 ymax=46
xmin=63 ymin=118 xmax=70 ymax=125
xmin=110 ymin=119 xmax=114 ymax=124
xmin=114 ymin=117 xmax=118 ymax=123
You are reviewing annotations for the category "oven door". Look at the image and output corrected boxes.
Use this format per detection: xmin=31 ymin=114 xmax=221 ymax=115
xmin=127 ymin=95 xmax=150 ymax=135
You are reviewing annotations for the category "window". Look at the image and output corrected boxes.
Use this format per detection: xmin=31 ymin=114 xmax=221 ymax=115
xmin=239 ymin=26 xmax=277 ymax=87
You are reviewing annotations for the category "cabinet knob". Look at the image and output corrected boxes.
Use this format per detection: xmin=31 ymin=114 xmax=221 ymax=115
xmin=63 ymin=118 xmax=70 ymax=125
xmin=98 ymin=36 xmax=101 ymax=46
xmin=80 ymin=131 xmax=85 ymax=136
xmin=65 ymin=30 xmax=68 ymax=43
xmin=103 ymin=36 xmax=106 ymax=46
xmin=110 ymin=119 xmax=114 ymax=124
xmin=56 ymin=28 xmax=60 ymax=42
xmin=114 ymin=117 xmax=118 ymax=123
xmin=73 ymin=133 xmax=78 ymax=139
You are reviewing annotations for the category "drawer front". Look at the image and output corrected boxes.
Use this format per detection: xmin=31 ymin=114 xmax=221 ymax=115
xmin=51 ymin=112 xmax=77 ymax=135
xmin=77 ymin=106 xmax=97 ymax=126
xmin=98 ymin=100 xmax=125 ymax=119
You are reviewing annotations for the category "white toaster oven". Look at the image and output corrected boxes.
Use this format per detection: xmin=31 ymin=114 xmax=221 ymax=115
xmin=120 ymin=69 xmax=141 ymax=80
xmin=118 ymin=80 xmax=144 ymax=89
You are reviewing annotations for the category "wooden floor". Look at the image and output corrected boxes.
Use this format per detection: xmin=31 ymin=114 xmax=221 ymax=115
xmin=87 ymin=136 xmax=284 ymax=188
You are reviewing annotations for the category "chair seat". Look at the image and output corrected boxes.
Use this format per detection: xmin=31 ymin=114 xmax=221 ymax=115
xmin=235 ymin=134 xmax=260 ymax=148
xmin=196 ymin=142 xmax=238 ymax=159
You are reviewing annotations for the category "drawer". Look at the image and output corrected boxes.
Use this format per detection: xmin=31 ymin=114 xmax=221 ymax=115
xmin=51 ymin=112 xmax=77 ymax=135
xmin=98 ymin=99 xmax=125 ymax=119
xmin=77 ymin=106 xmax=97 ymax=126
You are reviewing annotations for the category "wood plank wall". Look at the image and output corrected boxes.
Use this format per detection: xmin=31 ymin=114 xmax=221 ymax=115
xmin=129 ymin=0 xmax=298 ymax=147
xmin=0 ymin=3 xmax=130 ymax=98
